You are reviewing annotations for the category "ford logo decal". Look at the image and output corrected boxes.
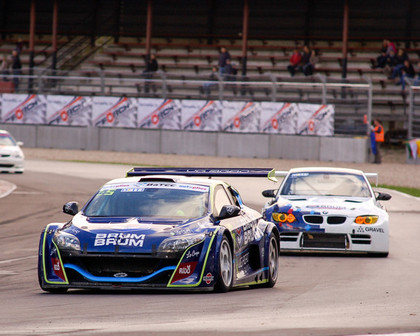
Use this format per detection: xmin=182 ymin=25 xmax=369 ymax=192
xmin=113 ymin=272 xmax=128 ymax=278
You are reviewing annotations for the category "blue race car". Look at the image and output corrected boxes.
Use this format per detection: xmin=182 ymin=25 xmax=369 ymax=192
xmin=38 ymin=168 xmax=280 ymax=293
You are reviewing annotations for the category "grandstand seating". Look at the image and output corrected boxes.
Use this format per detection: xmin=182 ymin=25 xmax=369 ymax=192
xmin=77 ymin=37 xmax=418 ymax=127
xmin=1 ymin=35 xmax=418 ymax=132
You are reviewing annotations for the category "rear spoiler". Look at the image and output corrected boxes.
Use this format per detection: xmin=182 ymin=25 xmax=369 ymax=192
xmin=127 ymin=167 xmax=279 ymax=181
xmin=365 ymin=173 xmax=379 ymax=186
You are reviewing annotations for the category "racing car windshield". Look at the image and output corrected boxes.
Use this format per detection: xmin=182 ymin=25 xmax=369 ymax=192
xmin=280 ymin=172 xmax=372 ymax=198
xmin=0 ymin=133 xmax=16 ymax=146
xmin=83 ymin=182 xmax=209 ymax=220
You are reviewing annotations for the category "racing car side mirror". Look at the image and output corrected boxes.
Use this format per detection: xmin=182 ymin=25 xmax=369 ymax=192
xmin=376 ymin=192 xmax=392 ymax=201
xmin=217 ymin=205 xmax=241 ymax=220
xmin=262 ymin=189 xmax=276 ymax=198
xmin=63 ymin=201 xmax=79 ymax=215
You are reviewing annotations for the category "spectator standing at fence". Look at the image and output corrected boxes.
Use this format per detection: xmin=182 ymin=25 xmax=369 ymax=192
xmin=287 ymin=48 xmax=302 ymax=77
xmin=11 ymin=49 xmax=21 ymax=90
xmin=218 ymin=47 xmax=231 ymax=74
xmin=302 ymin=49 xmax=318 ymax=76
xmin=371 ymin=119 xmax=384 ymax=164
xmin=143 ymin=54 xmax=158 ymax=93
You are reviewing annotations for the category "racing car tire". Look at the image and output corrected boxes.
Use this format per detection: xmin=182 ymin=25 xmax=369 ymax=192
xmin=214 ymin=236 xmax=233 ymax=293
xmin=263 ymin=235 xmax=279 ymax=288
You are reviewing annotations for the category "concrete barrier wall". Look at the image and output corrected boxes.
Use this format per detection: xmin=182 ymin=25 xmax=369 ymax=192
xmin=0 ymin=124 xmax=369 ymax=163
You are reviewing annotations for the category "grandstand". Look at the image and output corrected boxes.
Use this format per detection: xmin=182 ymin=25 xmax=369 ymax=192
xmin=0 ymin=0 xmax=420 ymax=140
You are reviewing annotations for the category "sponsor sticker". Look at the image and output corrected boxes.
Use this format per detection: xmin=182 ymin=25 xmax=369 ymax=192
xmin=94 ymin=233 xmax=145 ymax=247
xmin=203 ymin=273 xmax=214 ymax=285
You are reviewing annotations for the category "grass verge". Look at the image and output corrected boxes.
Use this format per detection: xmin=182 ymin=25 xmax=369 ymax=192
xmin=378 ymin=184 xmax=420 ymax=197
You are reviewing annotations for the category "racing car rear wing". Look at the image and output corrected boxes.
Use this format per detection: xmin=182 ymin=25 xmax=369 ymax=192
xmin=127 ymin=167 xmax=279 ymax=181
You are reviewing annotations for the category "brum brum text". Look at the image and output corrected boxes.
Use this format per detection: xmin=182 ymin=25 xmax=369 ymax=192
xmin=94 ymin=233 xmax=146 ymax=247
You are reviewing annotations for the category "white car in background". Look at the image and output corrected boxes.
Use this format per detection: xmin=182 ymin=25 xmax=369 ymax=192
xmin=262 ymin=167 xmax=391 ymax=257
xmin=0 ymin=130 xmax=24 ymax=173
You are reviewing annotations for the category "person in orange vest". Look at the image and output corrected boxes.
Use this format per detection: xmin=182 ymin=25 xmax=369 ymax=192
xmin=371 ymin=119 xmax=385 ymax=163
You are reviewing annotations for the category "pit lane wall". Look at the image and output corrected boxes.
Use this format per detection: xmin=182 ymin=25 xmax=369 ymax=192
xmin=0 ymin=95 xmax=369 ymax=163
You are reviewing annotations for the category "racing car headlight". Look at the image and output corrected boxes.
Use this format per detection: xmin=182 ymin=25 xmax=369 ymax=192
xmin=13 ymin=151 xmax=23 ymax=159
xmin=272 ymin=212 xmax=296 ymax=223
xmin=53 ymin=231 xmax=81 ymax=251
xmin=158 ymin=233 xmax=205 ymax=253
xmin=355 ymin=215 xmax=378 ymax=225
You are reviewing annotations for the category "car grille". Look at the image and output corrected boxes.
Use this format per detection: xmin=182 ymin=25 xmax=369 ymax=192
xmin=280 ymin=232 xmax=300 ymax=242
xmin=350 ymin=234 xmax=371 ymax=245
xmin=303 ymin=215 xmax=346 ymax=225
xmin=0 ymin=164 xmax=14 ymax=168
xmin=62 ymin=254 xmax=178 ymax=282
xmin=327 ymin=216 xmax=346 ymax=224
xmin=303 ymin=215 xmax=323 ymax=224
xmin=1 ymin=154 xmax=10 ymax=157
xmin=301 ymin=233 xmax=347 ymax=249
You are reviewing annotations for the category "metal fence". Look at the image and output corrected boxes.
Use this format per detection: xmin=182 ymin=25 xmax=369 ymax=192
xmin=2 ymin=67 xmax=373 ymax=136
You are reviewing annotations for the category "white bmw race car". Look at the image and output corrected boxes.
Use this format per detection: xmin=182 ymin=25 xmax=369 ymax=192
xmin=0 ymin=130 xmax=24 ymax=174
xmin=262 ymin=167 xmax=391 ymax=257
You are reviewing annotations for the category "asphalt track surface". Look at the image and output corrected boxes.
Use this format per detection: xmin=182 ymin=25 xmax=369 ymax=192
xmin=1 ymin=160 xmax=420 ymax=336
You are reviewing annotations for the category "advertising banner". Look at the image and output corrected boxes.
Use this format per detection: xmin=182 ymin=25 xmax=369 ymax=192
xmin=260 ymin=102 xmax=297 ymax=134
xmin=92 ymin=96 xmax=137 ymax=127
xmin=137 ymin=98 xmax=181 ymax=129
xmin=296 ymin=104 xmax=335 ymax=136
xmin=221 ymin=101 xmax=261 ymax=133
xmin=46 ymin=95 xmax=92 ymax=126
xmin=182 ymin=100 xmax=221 ymax=131
xmin=1 ymin=94 xmax=46 ymax=124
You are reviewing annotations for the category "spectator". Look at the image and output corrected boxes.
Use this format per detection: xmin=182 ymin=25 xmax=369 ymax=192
xmin=0 ymin=54 xmax=10 ymax=81
xmin=203 ymin=66 xmax=218 ymax=95
xmin=287 ymin=48 xmax=302 ymax=77
xmin=218 ymin=47 xmax=231 ymax=74
xmin=223 ymin=58 xmax=233 ymax=78
xmin=371 ymin=119 xmax=384 ymax=164
xmin=302 ymin=49 xmax=318 ymax=76
xmin=11 ymin=49 xmax=21 ymax=90
xmin=413 ymin=61 xmax=420 ymax=86
xmin=298 ymin=45 xmax=311 ymax=74
xmin=15 ymin=38 xmax=25 ymax=54
xmin=374 ymin=39 xmax=396 ymax=69
xmin=144 ymin=54 xmax=158 ymax=73
xmin=143 ymin=54 xmax=158 ymax=93
xmin=396 ymin=59 xmax=415 ymax=90
xmin=383 ymin=48 xmax=396 ymax=78
xmin=390 ymin=48 xmax=408 ymax=80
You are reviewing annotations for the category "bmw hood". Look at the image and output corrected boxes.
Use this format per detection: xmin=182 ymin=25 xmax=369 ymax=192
xmin=276 ymin=196 xmax=377 ymax=215
xmin=59 ymin=213 xmax=209 ymax=253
